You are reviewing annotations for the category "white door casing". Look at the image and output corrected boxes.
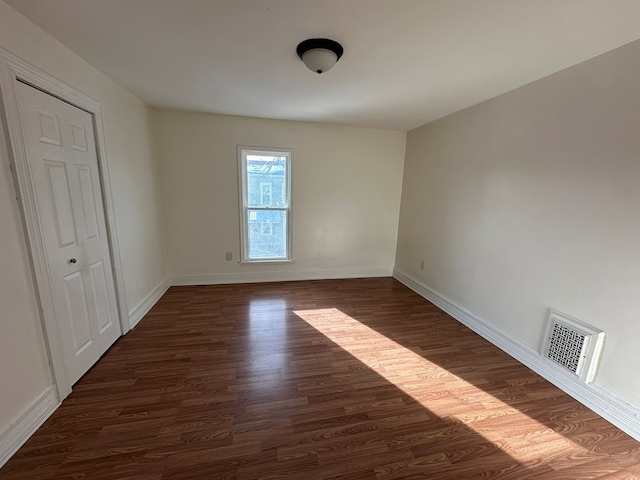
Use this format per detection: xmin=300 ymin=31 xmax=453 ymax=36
xmin=0 ymin=48 xmax=128 ymax=400
xmin=14 ymin=81 xmax=121 ymax=385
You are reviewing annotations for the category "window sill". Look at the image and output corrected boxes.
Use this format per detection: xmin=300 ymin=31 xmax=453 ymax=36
xmin=238 ymin=259 xmax=295 ymax=266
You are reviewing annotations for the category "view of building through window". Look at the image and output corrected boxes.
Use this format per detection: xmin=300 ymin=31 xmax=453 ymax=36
xmin=239 ymin=148 xmax=292 ymax=261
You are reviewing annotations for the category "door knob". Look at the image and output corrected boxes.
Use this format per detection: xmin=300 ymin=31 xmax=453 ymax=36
xmin=69 ymin=258 xmax=77 ymax=264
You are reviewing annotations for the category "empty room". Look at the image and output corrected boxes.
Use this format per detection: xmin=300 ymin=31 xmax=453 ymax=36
xmin=1 ymin=1 xmax=640 ymax=478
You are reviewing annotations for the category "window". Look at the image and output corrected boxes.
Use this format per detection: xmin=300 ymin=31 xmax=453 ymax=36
xmin=260 ymin=182 xmax=272 ymax=206
xmin=238 ymin=147 xmax=292 ymax=263
xmin=260 ymin=222 xmax=273 ymax=235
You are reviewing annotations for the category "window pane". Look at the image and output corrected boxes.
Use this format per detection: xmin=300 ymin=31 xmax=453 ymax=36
xmin=247 ymin=209 xmax=287 ymax=259
xmin=246 ymin=155 xmax=287 ymax=207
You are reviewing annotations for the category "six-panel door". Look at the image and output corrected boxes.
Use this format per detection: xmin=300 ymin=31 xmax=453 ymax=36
xmin=15 ymin=81 xmax=121 ymax=386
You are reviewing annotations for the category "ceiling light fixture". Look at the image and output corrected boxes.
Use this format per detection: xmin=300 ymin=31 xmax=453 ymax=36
xmin=296 ymin=38 xmax=344 ymax=74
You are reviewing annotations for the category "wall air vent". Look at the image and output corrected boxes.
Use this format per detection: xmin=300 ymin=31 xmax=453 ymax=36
xmin=542 ymin=309 xmax=605 ymax=384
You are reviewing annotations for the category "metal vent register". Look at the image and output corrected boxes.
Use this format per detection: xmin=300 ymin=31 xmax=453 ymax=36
xmin=543 ymin=309 xmax=605 ymax=383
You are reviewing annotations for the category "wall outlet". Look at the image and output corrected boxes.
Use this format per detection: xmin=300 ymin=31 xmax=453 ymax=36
xmin=226 ymin=252 xmax=232 ymax=261
xmin=420 ymin=260 xmax=425 ymax=270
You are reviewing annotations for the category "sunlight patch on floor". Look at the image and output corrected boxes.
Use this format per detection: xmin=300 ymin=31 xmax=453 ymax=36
xmin=293 ymin=307 xmax=587 ymax=462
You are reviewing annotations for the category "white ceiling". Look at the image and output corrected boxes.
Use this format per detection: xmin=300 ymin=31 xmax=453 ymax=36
xmin=7 ymin=0 xmax=640 ymax=131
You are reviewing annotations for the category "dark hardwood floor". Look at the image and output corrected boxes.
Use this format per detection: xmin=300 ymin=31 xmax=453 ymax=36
xmin=1 ymin=278 xmax=639 ymax=479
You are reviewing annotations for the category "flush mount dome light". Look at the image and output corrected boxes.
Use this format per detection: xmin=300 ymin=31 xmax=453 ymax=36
xmin=296 ymin=38 xmax=344 ymax=74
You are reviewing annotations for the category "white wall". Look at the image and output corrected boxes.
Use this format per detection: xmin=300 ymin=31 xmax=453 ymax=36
xmin=0 ymin=1 xmax=168 ymax=434
xmin=396 ymin=39 xmax=640 ymax=409
xmin=0 ymin=110 xmax=53 ymax=433
xmin=154 ymin=110 xmax=406 ymax=281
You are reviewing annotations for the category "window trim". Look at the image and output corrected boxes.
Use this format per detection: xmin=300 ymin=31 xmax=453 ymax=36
xmin=237 ymin=146 xmax=294 ymax=264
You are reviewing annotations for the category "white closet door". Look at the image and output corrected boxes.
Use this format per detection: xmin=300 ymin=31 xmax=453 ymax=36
xmin=16 ymin=81 xmax=121 ymax=385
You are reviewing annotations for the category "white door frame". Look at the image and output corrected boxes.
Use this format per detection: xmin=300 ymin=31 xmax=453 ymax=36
xmin=0 ymin=48 xmax=129 ymax=400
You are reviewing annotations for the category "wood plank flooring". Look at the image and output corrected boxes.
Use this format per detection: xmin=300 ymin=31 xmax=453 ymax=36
xmin=1 ymin=278 xmax=639 ymax=479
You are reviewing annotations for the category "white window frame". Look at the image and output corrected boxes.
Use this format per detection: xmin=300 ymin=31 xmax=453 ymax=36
xmin=238 ymin=146 xmax=293 ymax=264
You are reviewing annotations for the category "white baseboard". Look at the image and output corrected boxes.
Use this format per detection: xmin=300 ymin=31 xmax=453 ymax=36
xmin=172 ymin=267 xmax=393 ymax=286
xmin=128 ymin=276 xmax=172 ymax=329
xmin=0 ymin=386 xmax=59 ymax=469
xmin=393 ymin=268 xmax=640 ymax=442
